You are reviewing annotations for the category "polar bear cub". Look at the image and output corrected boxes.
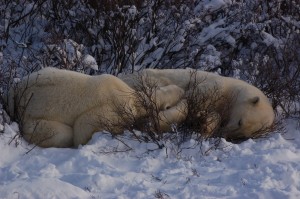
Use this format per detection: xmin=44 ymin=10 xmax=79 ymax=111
xmin=121 ymin=68 xmax=275 ymax=141
xmin=8 ymin=67 xmax=186 ymax=148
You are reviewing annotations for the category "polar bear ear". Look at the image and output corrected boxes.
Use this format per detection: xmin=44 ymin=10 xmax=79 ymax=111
xmin=249 ymin=96 xmax=260 ymax=105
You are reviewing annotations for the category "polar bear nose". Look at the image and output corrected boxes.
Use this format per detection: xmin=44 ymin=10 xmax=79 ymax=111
xmin=220 ymin=126 xmax=240 ymax=138
xmin=226 ymin=135 xmax=248 ymax=143
xmin=221 ymin=129 xmax=248 ymax=142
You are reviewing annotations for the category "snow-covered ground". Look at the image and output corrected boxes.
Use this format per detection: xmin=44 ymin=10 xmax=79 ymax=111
xmin=0 ymin=0 xmax=299 ymax=198
xmin=1 ymin=113 xmax=300 ymax=199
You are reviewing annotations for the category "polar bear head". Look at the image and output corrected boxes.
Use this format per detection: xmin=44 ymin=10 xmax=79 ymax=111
xmin=221 ymin=86 xmax=275 ymax=141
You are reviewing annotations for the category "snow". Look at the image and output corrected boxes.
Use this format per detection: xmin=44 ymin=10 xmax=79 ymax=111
xmin=45 ymin=39 xmax=98 ymax=71
xmin=194 ymin=0 xmax=229 ymax=14
xmin=1 ymin=118 xmax=300 ymax=198
xmin=128 ymin=6 xmax=137 ymax=18
xmin=1 ymin=0 xmax=299 ymax=198
xmin=0 ymin=52 xmax=3 ymax=64
xmin=82 ymin=55 xmax=98 ymax=71
xmin=199 ymin=45 xmax=221 ymax=70
xmin=261 ymin=31 xmax=282 ymax=48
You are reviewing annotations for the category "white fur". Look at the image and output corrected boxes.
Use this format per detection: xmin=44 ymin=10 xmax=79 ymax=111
xmin=11 ymin=68 xmax=185 ymax=148
xmin=121 ymin=68 xmax=275 ymax=140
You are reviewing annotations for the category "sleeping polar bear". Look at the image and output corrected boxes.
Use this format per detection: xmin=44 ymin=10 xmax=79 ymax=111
xmin=120 ymin=68 xmax=275 ymax=141
xmin=8 ymin=67 xmax=186 ymax=148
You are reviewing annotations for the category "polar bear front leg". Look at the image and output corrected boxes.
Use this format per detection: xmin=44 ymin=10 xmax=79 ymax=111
xmin=23 ymin=119 xmax=73 ymax=148
xmin=158 ymin=99 xmax=188 ymax=132
xmin=202 ymin=112 xmax=221 ymax=139
xmin=154 ymin=85 xmax=185 ymax=110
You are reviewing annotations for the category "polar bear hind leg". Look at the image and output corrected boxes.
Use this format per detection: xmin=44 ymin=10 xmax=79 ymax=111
xmin=23 ymin=119 xmax=73 ymax=148
xmin=73 ymin=107 xmax=116 ymax=147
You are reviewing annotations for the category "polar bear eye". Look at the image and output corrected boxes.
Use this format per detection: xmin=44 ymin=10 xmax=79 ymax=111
xmin=238 ymin=119 xmax=243 ymax=127
xmin=165 ymin=106 xmax=171 ymax=110
xmin=250 ymin=96 xmax=260 ymax=105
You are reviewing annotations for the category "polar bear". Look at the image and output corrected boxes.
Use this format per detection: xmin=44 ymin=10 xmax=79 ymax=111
xmin=8 ymin=67 xmax=186 ymax=148
xmin=120 ymin=68 xmax=275 ymax=141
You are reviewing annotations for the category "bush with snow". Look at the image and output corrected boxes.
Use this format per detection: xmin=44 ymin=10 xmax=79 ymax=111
xmin=0 ymin=0 xmax=300 ymax=197
xmin=0 ymin=0 xmax=299 ymax=142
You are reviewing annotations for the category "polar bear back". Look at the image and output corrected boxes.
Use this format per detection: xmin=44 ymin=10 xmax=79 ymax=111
xmin=119 ymin=68 xmax=223 ymax=94
xmin=16 ymin=67 xmax=134 ymax=125
xmin=137 ymin=68 xmax=270 ymax=102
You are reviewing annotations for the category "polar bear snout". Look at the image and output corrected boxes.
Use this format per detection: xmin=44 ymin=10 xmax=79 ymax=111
xmin=221 ymin=128 xmax=247 ymax=142
xmin=221 ymin=117 xmax=275 ymax=142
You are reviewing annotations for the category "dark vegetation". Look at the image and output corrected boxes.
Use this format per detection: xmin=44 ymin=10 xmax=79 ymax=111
xmin=0 ymin=0 xmax=299 ymax=147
